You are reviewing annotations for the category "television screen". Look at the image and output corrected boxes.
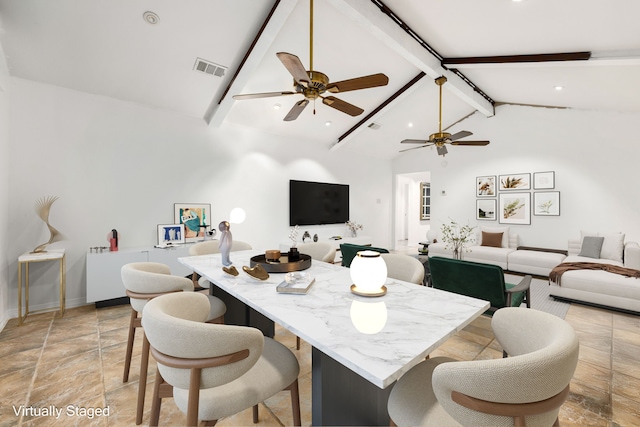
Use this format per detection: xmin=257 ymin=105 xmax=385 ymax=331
xmin=289 ymin=180 xmax=349 ymax=226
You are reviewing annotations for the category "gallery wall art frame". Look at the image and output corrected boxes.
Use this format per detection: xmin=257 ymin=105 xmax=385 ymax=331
xmin=174 ymin=203 xmax=211 ymax=242
xmin=534 ymin=191 xmax=560 ymax=216
xmin=157 ymin=224 xmax=185 ymax=245
xmin=499 ymin=192 xmax=531 ymax=225
xmin=533 ymin=171 xmax=555 ymax=189
xmin=476 ymin=199 xmax=497 ymax=221
xmin=476 ymin=175 xmax=496 ymax=197
xmin=499 ymin=173 xmax=531 ymax=191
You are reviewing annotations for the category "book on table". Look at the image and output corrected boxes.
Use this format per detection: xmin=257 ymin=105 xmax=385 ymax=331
xmin=277 ymin=272 xmax=315 ymax=294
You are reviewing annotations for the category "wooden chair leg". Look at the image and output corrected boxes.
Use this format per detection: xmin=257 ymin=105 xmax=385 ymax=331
xmin=296 ymin=336 xmax=301 ymax=350
xmin=136 ymin=334 xmax=151 ymax=425
xmin=149 ymin=368 xmax=164 ymax=427
xmin=253 ymin=405 xmax=259 ymax=423
xmin=186 ymin=368 xmax=202 ymax=427
xmin=288 ymin=379 xmax=301 ymax=426
xmin=123 ymin=308 xmax=137 ymax=383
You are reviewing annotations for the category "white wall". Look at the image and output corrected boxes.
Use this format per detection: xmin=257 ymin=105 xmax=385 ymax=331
xmin=0 ymin=42 xmax=9 ymax=328
xmin=394 ymin=105 xmax=640 ymax=249
xmin=5 ymin=77 xmax=392 ymax=317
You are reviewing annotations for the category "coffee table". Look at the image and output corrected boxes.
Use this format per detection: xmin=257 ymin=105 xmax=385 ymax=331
xmin=180 ymin=250 xmax=489 ymax=426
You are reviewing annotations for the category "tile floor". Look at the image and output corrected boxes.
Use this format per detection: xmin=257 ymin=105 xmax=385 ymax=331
xmin=1 ymin=298 xmax=638 ymax=426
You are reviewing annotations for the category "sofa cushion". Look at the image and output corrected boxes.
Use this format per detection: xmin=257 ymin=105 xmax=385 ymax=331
xmin=578 ymin=236 xmax=604 ymax=259
xmin=481 ymin=231 xmax=503 ymax=248
xmin=563 ymin=255 xmax=623 ymax=267
xmin=601 ymin=233 xmax=625 ymax=263
xmin=508 ymin=250 xmax=567 ymax=276
xmin=478 ymin=226 xmax=509 ymax=248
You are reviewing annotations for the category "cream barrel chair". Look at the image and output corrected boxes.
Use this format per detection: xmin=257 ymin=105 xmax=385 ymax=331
xmin=142 ymin=292 xmax=301 ymax=426
xmin=388 ymin=307 xmax=579 ymax=427
xmin=189 ymin=240 xmax=253 ymax=288
xmin=297 ymin=242 xmax=336 ymax=263
xmin=121 ymin=262 xmax=226 ymax=425
xmin=381 ymin=253 xmax=426 ymax=285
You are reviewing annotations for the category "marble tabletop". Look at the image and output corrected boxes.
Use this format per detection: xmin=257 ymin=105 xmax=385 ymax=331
xmin=179 ymin=250 xmax=489 ymax=389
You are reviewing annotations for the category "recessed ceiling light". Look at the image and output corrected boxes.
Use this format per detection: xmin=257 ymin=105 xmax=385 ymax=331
xmin=325 ymin=121 xmax=332 ymax=127
xmin=408 ymin=122 xmax=413 ymax=127
xmin=143 ymin=11 xmax=160 ymax=25
xmin=554 ymin=86 xmax=564 ymax=91
xmin=273 ymin=103 xmax=281 ymax=110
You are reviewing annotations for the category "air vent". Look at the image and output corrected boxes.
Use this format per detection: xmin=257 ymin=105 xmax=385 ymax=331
xmin=368 ymin=122 xmax=381 ymax=130
xmin=193 ymin=58 xmax=227 ymax=77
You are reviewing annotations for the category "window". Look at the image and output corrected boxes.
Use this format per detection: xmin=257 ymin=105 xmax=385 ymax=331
xmin=420 ymin=182 xmax=430 ymax=220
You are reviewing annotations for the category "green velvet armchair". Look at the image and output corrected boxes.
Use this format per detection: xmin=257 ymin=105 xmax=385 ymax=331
xmin=428 ymin=256 xmax=531 ymax=314
xmin=339 ymin=243 xmax=389 ymax=267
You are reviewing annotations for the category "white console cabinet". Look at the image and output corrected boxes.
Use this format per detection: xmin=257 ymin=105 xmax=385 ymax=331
xmin=86 ymin=245 xmax=194 ymax=303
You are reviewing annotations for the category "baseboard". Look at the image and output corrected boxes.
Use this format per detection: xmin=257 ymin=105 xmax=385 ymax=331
xmin=4 ymin=297 xmax=90 ymax=324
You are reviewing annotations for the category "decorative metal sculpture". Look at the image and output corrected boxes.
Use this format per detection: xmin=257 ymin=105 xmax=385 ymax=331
xmin=32 ymin=196 xmax=63 ymax=253
xmin=218 ymin=220 xmax=232 ymax=266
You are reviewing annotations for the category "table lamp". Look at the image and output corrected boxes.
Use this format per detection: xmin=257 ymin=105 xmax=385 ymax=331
xmin=350 ymin=250 xmax=387 ymax=296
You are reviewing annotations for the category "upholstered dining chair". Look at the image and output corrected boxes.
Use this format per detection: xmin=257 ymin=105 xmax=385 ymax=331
xmin=188 ymin=240 xmax=253 ymax=287
xmin=388 ymin=307 xmax=579 ymax=427
xmin=380 ymin=253 xmax=425 ymax=285
xmin=297 ymin=242 xmax=336 ymax=263
xmin=121 ymin=262 xmax=227 ymax=425
xmin=142 ymin=292 xmax=301 ymax=427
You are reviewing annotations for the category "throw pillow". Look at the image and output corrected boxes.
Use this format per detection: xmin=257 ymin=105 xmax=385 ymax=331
xmin=600 ymin=233 xmax=625 ymax=263
xmin=481 ymin=232 xmax=503 ymax=248
xmin=579 ymin=236 xmax=604 ymax=259
xmin=479 ymin=226 xmax=510 ymax=248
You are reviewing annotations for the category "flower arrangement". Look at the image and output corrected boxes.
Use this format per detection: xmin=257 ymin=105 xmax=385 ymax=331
xmin=441 ymin=220 xmax=476 ymax=260
xmin=346 ymin=220 xmax=363 ymax=237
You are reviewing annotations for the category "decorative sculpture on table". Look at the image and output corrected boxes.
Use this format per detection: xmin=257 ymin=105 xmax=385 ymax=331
xmin=288 ymin=225 xmax=300 ymax=261
xmin=219 ymin=220 xmax=232 ymax=266
xmin=32 ymin=196 xmax=64 ymax=253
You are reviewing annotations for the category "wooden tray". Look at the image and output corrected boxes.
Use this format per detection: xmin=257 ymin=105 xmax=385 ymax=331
xmin=250 ymin=254 xmax=312 ymax=273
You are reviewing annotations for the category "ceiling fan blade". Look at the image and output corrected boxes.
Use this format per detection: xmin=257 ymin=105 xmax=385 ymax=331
xmin=233 ymin=91 xmax=296 ymax=100
xmin=401 ymin=139 xmax=430 ymax=144
xmin=399 ymin=144 xmax=432 ymax=153
xmin=276 ymin=52 xmax=309 ymax=85
xmin=450 ymin=140 xmax=490 ymax=146
xmin=442 ymin=51 xmax=591 ymax=66
xmin=283 ymin=99 xmax=309 ymax=121
xmin=322 ymin=96 xmax=364 ymax=117
xmin=326 ymin=73 xmax=389 ymax=93
xmin=448 ymin=130 xmax=473 ymax=141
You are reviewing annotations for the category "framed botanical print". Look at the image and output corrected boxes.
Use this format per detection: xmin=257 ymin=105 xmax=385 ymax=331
xmin=476 ymin=175 xmax=496 ymax=197
xmin=533 ymin=171 xmax=555 ymax=189
xmin=499 ymin=192 xmax=531 ymax=225
xmin=476 ymin=199 xmax=497 ymax=221
xmin=499 ymin=173 xmax=531 ymax=191
xmin=534 ymin=191 xmax=560 ymax=216
xmin=157 ymin=224 xmax=185 ymax=245
xmin=174 ymin=203 xmax=211 ymax=242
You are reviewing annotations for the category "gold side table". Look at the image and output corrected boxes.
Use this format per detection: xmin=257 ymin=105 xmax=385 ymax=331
xmin=17 ymin=249 xmax=66 ymax=325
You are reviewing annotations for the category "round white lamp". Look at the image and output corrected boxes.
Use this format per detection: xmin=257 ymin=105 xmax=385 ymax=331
xmin=229 ymin=207 xmax=246 ymax=224
xmin=350 ymin=300 xmax=388 ymax=334
xmin=350 ymin=250 xmax=388 ymax=297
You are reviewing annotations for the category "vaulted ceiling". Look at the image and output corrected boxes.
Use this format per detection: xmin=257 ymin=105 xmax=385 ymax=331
xmin=1 ymin=0 xmax=639 ymax=159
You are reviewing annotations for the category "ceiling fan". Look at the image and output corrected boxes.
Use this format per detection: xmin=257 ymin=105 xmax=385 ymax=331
xmin=232 ymin=0 xmax=389 ymax=121
xmin=399 ymin=76 xmax=490 ymax=156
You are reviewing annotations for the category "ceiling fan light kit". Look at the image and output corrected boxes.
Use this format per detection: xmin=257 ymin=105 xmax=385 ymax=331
xmin=232 ymin=0 xmax=389 ymax=121
xmin=399 ymin=76 xmax=490 ymax=157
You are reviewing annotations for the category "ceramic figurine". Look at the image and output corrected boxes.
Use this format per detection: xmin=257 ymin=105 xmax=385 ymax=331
xmin=219 ymin=220 xmax=232 ymax=266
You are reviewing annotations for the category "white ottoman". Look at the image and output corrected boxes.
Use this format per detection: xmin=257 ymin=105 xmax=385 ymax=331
xmin=508 ymin=249 xmax=567 ymax=276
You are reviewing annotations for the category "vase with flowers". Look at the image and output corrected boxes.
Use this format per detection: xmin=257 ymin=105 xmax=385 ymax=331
xmin=346 ymin=221 xmax=363 ymax=238
xmin=441 ymin=220 xmax=476 ymax=260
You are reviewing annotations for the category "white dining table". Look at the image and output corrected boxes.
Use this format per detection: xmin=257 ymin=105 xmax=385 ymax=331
xmin=180 ymin=250 xmax=489 ymax=426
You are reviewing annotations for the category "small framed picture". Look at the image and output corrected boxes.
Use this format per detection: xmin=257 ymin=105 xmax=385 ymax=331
xmin=476 ymin=175 xmax=496 ymax=197
xmin=476 ymin=199 xmax=497 ymax=221
xmin=533 ymin=171 xmax=555 ymax=189
xmin=174 ymin=203 xmax=211 ymax=242
xmin=498 ymin=173 xmax=531 ymax=191
xmin=157 ymin=224 xmax=185 ymax=245
xmin=499 ymin=192 xmax=531 ymax=225
xmin=534 ymin=192 xmax=560 ymax=216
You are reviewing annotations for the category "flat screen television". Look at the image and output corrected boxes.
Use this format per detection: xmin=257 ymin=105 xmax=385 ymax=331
xmin=289 ymin=180 xmax=349 ymax=226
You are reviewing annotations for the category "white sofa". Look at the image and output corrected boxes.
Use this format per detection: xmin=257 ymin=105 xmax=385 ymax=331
xmin=548 ymin=234 xmax=640 ymax=314
xmin=428 ymin=226 xmax=567 ymax=276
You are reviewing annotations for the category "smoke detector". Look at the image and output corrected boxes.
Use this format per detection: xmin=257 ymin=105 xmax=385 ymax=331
xmin=193 ymin=58 xmax=227 ymax=77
